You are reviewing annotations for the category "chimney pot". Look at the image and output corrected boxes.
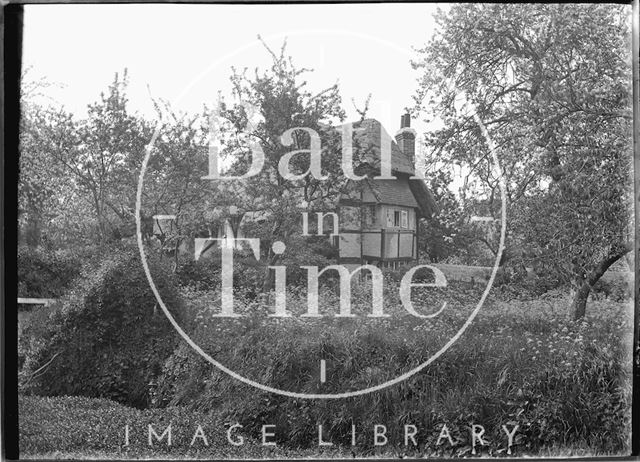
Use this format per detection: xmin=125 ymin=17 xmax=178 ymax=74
xmin=400 ymin=113 xmax=411 ymax=129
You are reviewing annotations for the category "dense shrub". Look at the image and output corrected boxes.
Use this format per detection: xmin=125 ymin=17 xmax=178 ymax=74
xmin=175 ymin=243 xmax=336 ymax=296
xmin=175 ymin=251 xmax=263 ymax=297
xmin=18 ymin=302 xmax=54 ymax=371
xmin=17 ymin=246 xmax=82 ymax=298
xmin=18 ymin=242 xmax=141 ymax=371
xmin=22 ymin=251 xmax=184 ymax=408
xmin=176 ymin=253 xmax=222 ymax=292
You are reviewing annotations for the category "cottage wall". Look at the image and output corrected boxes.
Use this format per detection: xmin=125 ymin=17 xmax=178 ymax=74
xmin=379 ymin=205 xmax=416 ymax=260
xmin=362 ymin=232 xmax=382 ymax=258
xmin=339 ymin=205 xmax=362 ymax=259
xmin=378 ymin=204 xmax=415 ymax=231
xmin=339 ymin=202 xmax=418 ymax=262
xmin=334 ymin=116 xmax=436 ymax=266
xmin=339 ymin=234 xmax=361 ymax=259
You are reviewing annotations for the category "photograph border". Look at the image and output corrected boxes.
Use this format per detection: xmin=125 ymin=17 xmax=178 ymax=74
xmin=2 ymin=1 xmax=639 ymax=460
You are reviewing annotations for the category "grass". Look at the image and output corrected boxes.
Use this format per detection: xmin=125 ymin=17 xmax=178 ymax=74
xmin=18 ymin=395 xmax=354 ymax=459
xmin=19 ymin=278 xmax=634 ymax=458
xmin=157 ymin=282 xmax=634 ymax=456
xmin=19 ymin=392 xmax=625 ymax=459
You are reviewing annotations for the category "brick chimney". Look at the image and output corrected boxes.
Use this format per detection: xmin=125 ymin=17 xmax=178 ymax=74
xmin=395 ymin=113 xmax=416 ymax=167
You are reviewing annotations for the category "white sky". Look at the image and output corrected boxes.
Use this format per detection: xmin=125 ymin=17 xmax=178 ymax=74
xmin=23 ymin=3 xmax=445 ymax=136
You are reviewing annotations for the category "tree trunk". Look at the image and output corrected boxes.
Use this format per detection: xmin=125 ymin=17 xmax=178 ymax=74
xmin=570 ymin=282 xmax=591 ymax=320
xmin=261 ymin=253 xmax=281 ymax=293
xmin=571 ymin=245 xmax=632 ymax=320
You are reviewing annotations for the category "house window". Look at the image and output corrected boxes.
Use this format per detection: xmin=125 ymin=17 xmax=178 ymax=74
xmin=401 ymin=210 xmax=408 ymax=229
xmin=394 ymin=211 xmax=401 ymax=227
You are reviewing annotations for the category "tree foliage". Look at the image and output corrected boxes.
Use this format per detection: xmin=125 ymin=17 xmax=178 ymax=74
xmin=19 ymin=75 xmax=76 ymax=247
xmin=413 ymin=4 xmax=633 ymax=317
xmin=419 ymin=170 xmax=479 ymax=263
xmin=19 ymin=69 xmax=221 ymax=252
xmin=216 ymin=38 xmax=347 ymax=289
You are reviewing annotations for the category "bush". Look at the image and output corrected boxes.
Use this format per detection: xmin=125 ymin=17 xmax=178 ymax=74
xmin=22 ymin=250 xmax=184 ymax=408
xmin=17 ymin=246 xmax=82 ymax=298
xmin=175 ymin=251 xmax=263 ymax=297
xmin=175 ymin=242 xmax=336 ymax=297
xmin=176 ymin=253 xmax=222 ymax=291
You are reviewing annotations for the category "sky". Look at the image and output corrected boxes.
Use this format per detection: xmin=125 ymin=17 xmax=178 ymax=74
xmin=23 ymin=3 xmax=445 ymax=136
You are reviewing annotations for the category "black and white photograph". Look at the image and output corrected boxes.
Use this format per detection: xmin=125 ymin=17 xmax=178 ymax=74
xmin=5 ymin=1 xmax=639 ymax=459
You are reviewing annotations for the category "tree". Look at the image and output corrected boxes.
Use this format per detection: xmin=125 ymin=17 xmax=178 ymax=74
xmin=216 ymin=38 xmax=347 ymax=291
xmin=18 ymin=72 xmax=72 ymax=248
xmin=43 ymin=70 xmax=153 ymax=244
xmin=413 ymin=4 xmax=633 ymax=318
xmin=20 ymin=67 xmax=232 ymax=255
xmin=419 ymin=170 xmax=477 ymax=263
xmin=139 ymin=98 xmax=227 ymax=269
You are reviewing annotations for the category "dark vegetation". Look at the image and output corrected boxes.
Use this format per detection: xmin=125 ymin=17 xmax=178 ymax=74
xmin=18 ymin=247 xmax=633 ymax=456
xmin=21 ymin=250 xmax=183 ymax=409
xmin=17 ymin=246 xmax=82 ymax=298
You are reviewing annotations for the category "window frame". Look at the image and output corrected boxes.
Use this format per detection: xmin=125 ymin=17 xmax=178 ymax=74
xmin=393 ymin=210 xmax=401 ymax=227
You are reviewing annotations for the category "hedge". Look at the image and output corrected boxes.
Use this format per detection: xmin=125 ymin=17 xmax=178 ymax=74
xmin=22 ymin=250 xmax=184 ymax=408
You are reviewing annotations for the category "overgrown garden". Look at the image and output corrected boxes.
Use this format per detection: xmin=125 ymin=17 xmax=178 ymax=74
xmin=17 ymin=3 xmax=634 ymax=457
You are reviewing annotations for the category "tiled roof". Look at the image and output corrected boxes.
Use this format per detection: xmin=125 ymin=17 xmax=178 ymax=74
xmin=363 ymin=179 xmax=419 ymax=208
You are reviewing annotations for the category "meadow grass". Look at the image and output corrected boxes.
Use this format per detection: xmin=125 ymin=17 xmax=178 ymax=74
xmin=19 ymin=279 xmax=633 ymax=457
xmin=152 ymin=282 xmax=633 ymax=456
